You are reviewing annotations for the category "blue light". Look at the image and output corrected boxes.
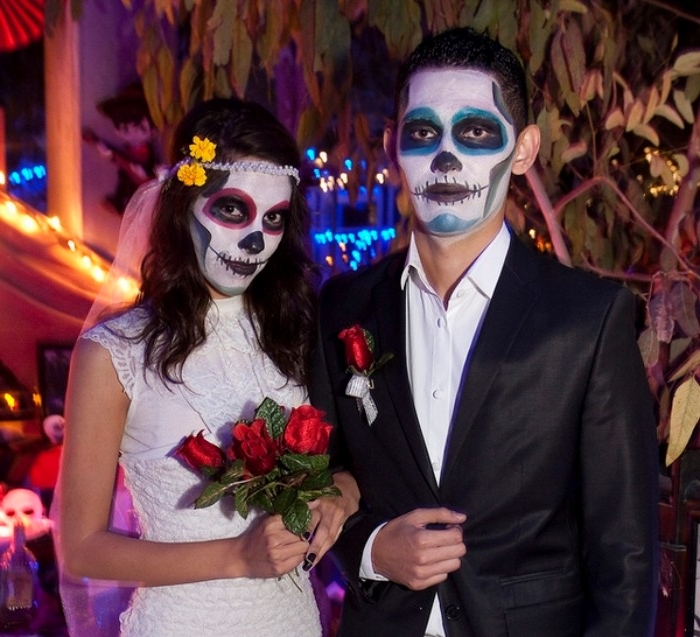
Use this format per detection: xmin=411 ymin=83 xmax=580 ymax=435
xmin=7 ymin=162 xmax=47 ymax=186
xmin=344 ymin=158 xmax=353 ymax=170
xmin=306 ymin=148 xmax=317 ymax=161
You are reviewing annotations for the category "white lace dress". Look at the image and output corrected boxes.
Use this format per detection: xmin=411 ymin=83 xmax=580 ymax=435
xmin=79 ymin=296 xmax=322 ymax=637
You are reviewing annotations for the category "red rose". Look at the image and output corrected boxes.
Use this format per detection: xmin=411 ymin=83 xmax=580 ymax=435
xmin=283 ymin=405 xmax=332 ymax=455
xmin=338 ymin=324 xmax=374 ymax=373
xmin=231 ymin=418 xmax=277 ymax=476
xmin=176 ymin=431 xmax=225 ymax=471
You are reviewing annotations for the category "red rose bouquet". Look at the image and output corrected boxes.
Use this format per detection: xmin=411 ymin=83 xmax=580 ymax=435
xmin=176 ymin=397 xmax=339 ymax=536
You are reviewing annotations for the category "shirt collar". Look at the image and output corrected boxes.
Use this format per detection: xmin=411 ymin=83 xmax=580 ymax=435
xmin=401 ymin=222 xmax=511 ymax=300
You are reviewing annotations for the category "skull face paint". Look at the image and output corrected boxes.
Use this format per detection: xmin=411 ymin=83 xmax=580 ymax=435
xmin=190 ymin=171 xmax=291 ymax=297
xmin=398 ymin=69 xmax=517 ymax=236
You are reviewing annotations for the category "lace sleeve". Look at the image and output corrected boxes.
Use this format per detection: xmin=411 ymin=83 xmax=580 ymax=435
xmin=80 ymin=312 xmax=145 ymax=399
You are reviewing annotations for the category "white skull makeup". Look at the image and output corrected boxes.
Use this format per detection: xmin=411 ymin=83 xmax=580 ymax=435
xmin=397 ymin=69 xmax=517 ymax=236
xmin=189 ymin=170 xmax=291 ymax=297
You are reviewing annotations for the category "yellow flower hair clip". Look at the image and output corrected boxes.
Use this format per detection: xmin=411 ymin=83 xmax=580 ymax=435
xmin=177 ymin=136 xmax=217 ymax=186
xmin=189 ymin=136 xmax=216 ymax=163
xmin=176 ymin=163 xmax=207 ymax=187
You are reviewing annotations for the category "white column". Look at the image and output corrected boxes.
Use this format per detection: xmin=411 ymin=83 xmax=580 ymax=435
xmin=44 ymin=2 xmax=82 ymax=237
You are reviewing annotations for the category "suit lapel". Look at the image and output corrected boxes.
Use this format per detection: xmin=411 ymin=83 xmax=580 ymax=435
xmin=371 ymin=255 xmax=440 ymax=497
xmin=441 ymin=238 xmax=543 ymax=481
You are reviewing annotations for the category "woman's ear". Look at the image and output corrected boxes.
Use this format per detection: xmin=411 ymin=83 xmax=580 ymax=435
xmin=383 ymin=123 xmax=398 ymax=167
xmin=511 ymin=124 xmax=541 ymax=175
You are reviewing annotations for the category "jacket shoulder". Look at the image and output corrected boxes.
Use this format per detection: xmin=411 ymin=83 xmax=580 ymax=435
xmin=510 ymin=236 xmax=632 ymax=307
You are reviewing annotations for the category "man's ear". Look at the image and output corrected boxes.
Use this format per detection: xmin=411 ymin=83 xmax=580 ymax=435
xmin=511 ymin=124 xmax=541 ymax=175
xmin=383 ymin=123 xmax=398 ymax=167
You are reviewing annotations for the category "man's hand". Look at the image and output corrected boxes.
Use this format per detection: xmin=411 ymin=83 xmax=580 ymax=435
xmin=372 ymin=508 xmax=467 ymax=590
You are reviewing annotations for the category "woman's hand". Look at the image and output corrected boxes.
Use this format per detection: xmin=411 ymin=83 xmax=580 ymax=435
xmin=303 ymin=470 xmax=360 ymax=570
xmin=235 ymin=513 xmax=308 ymax=579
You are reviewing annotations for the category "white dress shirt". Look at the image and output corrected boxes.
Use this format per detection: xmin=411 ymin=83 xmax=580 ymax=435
xmin=359 ymin=223 xmax=510 ymax=637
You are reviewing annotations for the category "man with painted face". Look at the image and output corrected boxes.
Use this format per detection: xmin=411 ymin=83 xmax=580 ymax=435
xmin=56 ymin=98 xmax=360 ymax=637
xmin=309 ymin=27 xmax=659 ymax=637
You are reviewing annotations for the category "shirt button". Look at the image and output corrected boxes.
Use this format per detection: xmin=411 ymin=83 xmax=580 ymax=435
xmin=437 ymin=317 xmax=444 ymax=328
xmin=432 ymin=389 xmax=443 ymax=399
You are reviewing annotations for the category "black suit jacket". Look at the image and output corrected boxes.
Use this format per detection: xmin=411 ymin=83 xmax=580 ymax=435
xmin=309 ymin=234 xmax=659 ymax=637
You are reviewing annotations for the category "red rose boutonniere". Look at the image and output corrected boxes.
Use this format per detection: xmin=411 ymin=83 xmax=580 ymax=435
xmin=338 ymin=325 xmax=393 ymax=425
xmin=176 ymin=397 xmax=339 ymax=536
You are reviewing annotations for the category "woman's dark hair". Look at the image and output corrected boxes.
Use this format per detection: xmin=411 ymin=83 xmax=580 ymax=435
xmin=395 ymin=27 xmax=529 ymax=134
xmin=137 ymin=98 xmax=318 ymax=386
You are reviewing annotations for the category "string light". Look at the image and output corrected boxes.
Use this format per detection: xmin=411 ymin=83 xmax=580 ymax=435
xmin=643 ymin=147 xmax=683 ymax=197
xmin=0 ymin=190 xmax=117 ymax=290
xmin=313 ymin=225 xmax=396 ymax=273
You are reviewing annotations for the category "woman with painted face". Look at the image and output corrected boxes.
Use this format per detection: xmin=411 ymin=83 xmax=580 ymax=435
xmin=54 ymin=98 xmax=359 ymax=637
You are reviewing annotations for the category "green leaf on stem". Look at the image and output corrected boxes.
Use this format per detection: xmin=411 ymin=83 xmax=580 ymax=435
xmin=248 ymin=490 xmax=274 ymax=515
xmin=281 ymin=453 xmax=329 ymax=472
xmin=235 ymin=484 xmax=250 ymax=519
xmin=301 ymin=469 xmax=334 ymax=491
xmin=273 ymin=487 xmax=299 ymax=514
xmin=256 ymin=397 xmax=287 ymax=439
xmin=195 ymin=481 xmax=230 ymax=508
xmin=221 ymin=459 xmax=246 ymax=483
xmin=282 ymin=499 xmax=312 ymax=537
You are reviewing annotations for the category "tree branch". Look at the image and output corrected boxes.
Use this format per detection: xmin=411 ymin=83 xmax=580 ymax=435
xmin=642 ymin=0 xmax=700 ymax=27
xmin=665 ymin=105 xmax=700 ymax=245
xmin=524 ymin=167 xmax=572 ymax=266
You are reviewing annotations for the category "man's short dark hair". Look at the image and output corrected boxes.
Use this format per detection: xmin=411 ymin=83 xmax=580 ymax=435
xmin=395 ymin=27 xmax=529 ymax=134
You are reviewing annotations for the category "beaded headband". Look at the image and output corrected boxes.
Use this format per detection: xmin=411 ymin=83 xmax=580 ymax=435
xmin=175 ymin=136 xmax=300 ymax=187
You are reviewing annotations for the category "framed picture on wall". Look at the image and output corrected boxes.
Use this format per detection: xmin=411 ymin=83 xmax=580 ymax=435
xmin=37 ymin=342 xmax=74 ymax=417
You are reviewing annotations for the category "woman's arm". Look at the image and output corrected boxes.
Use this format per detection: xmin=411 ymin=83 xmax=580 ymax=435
xmin=57 ymin=338 xmax=308 ymax=586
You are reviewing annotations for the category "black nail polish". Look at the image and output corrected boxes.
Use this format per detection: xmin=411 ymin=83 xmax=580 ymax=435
xmin=302 ymin=531 xmax=311 ymax=541
xmin=302 ymin=552 xmax=317 ymax=571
